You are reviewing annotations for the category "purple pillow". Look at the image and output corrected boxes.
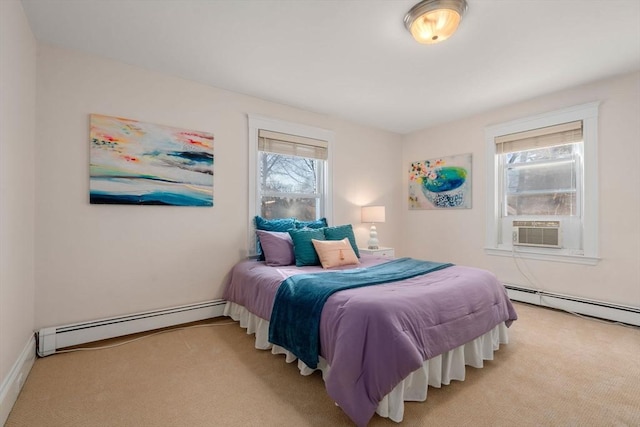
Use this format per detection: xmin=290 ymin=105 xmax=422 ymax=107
xmin=256 ymin=230 xmax=295 ymax=266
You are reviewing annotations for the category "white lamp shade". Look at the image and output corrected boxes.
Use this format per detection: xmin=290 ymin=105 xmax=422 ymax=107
xmin=361 ymin=206 xmax=386 ymax=223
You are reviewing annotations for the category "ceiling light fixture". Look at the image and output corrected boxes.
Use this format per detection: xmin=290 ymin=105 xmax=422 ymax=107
xmin=404 ymin=0 xmax=468 ymax=44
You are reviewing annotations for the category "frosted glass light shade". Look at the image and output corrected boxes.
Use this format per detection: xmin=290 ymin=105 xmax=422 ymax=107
xmin=404 ymin=0 xmax=468 ymax=44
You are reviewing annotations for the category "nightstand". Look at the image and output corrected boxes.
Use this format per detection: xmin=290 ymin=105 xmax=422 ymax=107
xmin=359 ymin=247 xmax=395 ymax=258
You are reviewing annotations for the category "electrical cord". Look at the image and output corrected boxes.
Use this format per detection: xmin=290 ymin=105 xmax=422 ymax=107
xmin=35 ymin=320 xmax=238 ymax=357
xmin=509 ymin=244 xmax=636 ymax=329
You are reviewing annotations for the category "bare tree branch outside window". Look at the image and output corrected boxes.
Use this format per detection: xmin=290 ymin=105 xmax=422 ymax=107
xmin=259 ymin=152 xmax=320 ymax=220
xmin=504 ymin=144 xmax=578 ymax=216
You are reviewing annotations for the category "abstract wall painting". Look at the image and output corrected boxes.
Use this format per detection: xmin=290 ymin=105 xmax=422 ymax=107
xmin=409 ymin=153 xmax=472 ymax=209
xmin=89 ymin=114 xmax=214 ymax=206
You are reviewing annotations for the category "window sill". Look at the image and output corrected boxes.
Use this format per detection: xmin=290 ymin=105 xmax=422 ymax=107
xmin=484 ymin=247 xmax=599 ymax=265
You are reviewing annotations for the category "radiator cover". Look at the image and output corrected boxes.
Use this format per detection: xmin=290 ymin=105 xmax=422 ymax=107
xmin=504 ymin=285 xmax=639 ymax=326
xmin=37 ymin=299 xmax=227 ymax=357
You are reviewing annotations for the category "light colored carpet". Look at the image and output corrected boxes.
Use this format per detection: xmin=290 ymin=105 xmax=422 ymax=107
xmin=6 ymin=302 xmax=640 ymax=426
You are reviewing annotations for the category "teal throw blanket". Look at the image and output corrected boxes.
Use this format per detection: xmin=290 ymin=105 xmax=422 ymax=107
xmin=268 ymin=257 xmax=453 ymax=368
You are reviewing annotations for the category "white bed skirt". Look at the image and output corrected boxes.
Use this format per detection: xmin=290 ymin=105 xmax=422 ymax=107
xmin=223 ymin=301 xmax=509 ymax=423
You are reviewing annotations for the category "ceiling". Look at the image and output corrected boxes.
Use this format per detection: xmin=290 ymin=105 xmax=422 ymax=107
xmin=21 ymin=0 xmax=640 ymax=135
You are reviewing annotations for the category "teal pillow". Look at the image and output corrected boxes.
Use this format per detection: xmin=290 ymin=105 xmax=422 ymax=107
xmin=324 ymin=224 xmax=360 ymax=258
xmin=295 ymin=217 xmax=328 ymax=229
xmin=255 ymin=216 xmax=296 ymax=232
xmin=289 ymin=228 xmax=326 ymax=266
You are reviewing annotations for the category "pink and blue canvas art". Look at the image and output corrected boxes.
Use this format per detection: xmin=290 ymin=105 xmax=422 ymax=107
xmin=90 ymin=114 xmax=214 ymax=206
xmin=409 ymin=153 xmax=472 ymax=209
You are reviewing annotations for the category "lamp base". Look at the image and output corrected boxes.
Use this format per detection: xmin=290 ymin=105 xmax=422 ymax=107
xmin=367 ymin=224 xmax=379 ymax=250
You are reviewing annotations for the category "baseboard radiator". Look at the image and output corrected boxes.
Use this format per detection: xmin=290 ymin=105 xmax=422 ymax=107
xmin=505 ymin=284 xmax=640 ymax=327
xmin=37 ymin=299 xmax=227 ymax=357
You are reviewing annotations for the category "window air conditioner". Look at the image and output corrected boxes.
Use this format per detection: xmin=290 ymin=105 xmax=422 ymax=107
xmin=512 ymin=221 xmax=561 ymax=248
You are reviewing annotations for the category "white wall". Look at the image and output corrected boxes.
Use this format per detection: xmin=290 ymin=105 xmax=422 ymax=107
xmin=331 ymin=121 xmax=401 ymax=249
xmin=0 ymin=0 xmax=37 ymax=409
xmin=34 ymin=45 xmax=402 ymax=329
xmin=402 ymin=72 xmax=640 ymax=307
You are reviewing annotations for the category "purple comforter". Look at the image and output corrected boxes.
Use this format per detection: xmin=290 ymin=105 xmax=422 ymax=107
xmin=223 ymin=255 xmax=517 ymax=426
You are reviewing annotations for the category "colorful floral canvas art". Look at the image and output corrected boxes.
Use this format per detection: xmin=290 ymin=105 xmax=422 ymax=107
xmin=90 ymin=114 xmax=214 ymax=206
xmin=409 ymin=153 xmax=472 ymax=209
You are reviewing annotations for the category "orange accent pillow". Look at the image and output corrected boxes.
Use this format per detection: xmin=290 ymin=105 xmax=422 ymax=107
xmin=311 ymin=238 xmax=360 ymax=269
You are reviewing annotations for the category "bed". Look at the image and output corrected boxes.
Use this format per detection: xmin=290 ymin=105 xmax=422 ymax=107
xmin=222 ymin=249 xmax=517 ymax=426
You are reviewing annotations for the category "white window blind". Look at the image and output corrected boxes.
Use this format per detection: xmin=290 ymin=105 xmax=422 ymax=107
xmin=495 ymin=120 xmax=583 ymax=153
xmin=258 ymin=129 xmax=328 ymax=160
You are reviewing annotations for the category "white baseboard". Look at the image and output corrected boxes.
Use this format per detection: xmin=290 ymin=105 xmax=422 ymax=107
xmin=505 ymin=284 xmax=640 ymax=326
xmin=37 ymin=299 xmax=227 ymax=357
xmin=0 ymin=334 xmax=36 ymax=425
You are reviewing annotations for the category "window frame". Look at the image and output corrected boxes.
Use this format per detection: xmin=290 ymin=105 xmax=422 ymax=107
xmin=484 ymin=102 xmax=600 ymax=265
xmin=247 ymin=114 xmax=334 ymax=255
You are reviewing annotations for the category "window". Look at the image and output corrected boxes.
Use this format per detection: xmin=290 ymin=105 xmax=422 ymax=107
xmin=498 ymin=120 xmax=583 ymax=220
xmin=485 ymin=102 xmax=599 ymax=265
xmin=258 ymin=129 xmax=327 ymax=220
xmin=248 ymin=115 xmax=334 ymax=254
xmin=503 ymin=143 xmax=580 ymax=217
